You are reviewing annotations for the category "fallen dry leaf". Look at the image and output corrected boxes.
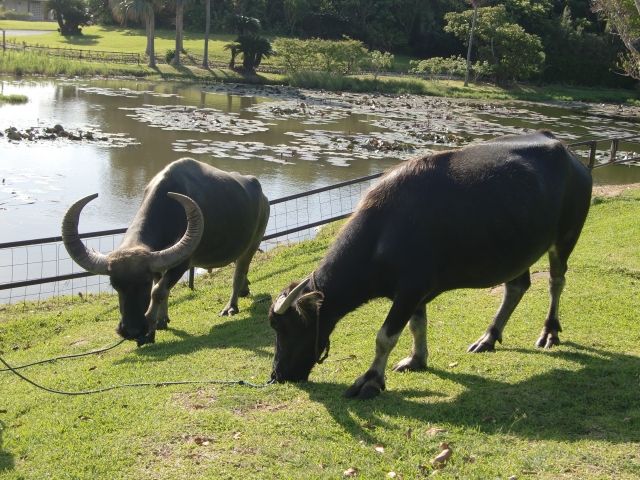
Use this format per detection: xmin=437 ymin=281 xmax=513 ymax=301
xmin=233 ymin=431 xmax=242 ymax=440
xmin=374 ymin=444 xmax=385 ymax=453
xmin=387 ymin=472 xmax=397 ymax=478
xmin=344 ymin=467 xmax=358 ymax=477
xmin=426 ymin=427 xmax=448 ymax=436
xmin=448 ymin=362 xmax=458 ymax=368
xmin=431 ymin=444 xmax=453 ymax=468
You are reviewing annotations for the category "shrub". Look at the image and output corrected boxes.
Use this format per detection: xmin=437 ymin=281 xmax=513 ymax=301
xmin=0 ymin=7 xmax=34 ymax=20
xmin=273 ymin=37 xmax=369 ymax=75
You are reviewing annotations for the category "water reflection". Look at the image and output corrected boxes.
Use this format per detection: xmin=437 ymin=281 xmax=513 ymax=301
xmin=0 ymin=77 xmax=638 ymax=243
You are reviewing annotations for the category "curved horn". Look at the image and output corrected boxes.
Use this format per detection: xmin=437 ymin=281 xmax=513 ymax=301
xmin=149 ymin=192 xmax=204 ymax=273
xmin=62 ymin=194 xmax=110 ymax=275
xmin=273 ymin=277 xmax=311 ymax=314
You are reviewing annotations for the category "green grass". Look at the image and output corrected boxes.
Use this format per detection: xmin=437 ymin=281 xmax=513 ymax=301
xmin=1 ymin=188 xmax=639 ymax=479
xmin=0 ymin=20 xmax=58 ymax=31
xmin=0 ymin=93 xmax=26 ymax=104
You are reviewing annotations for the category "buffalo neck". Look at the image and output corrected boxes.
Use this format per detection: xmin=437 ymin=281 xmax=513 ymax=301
xmin=313 ymin=213 xmax=378 ymax=334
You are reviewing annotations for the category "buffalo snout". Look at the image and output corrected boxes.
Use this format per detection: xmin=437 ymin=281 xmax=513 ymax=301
xmin=116 ymin=320 xmax=148 ymax=343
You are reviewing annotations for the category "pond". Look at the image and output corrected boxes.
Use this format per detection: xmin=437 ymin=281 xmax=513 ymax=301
xmin=1 ymin=77 xmax=639 ymax=244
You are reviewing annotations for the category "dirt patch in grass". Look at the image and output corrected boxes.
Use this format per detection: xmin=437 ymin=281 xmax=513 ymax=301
xmin=172 ymin=388 xmax=217 ymax=411
xmin=593 ymin=183 xmax=640 ymax=198
xmin=231 ymin=399 xmax=290 ymax=417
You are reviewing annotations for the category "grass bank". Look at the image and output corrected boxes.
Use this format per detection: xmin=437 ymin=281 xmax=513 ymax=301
xmin=1 ymin=188 xmax=639 ymax=479
xmin=0 ymin=93 xmax=26 ymax=104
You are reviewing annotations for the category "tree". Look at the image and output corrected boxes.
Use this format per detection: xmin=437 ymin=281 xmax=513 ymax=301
xmin=224 ymin=14 xmax=271 ymax=73
xmin=236 ymin=34 xmax=273 ymax=72
xmin=464 ymin=0 xmax=480 ymax=86
xmin=445 ymin=5 xmax=545 ymax=83
xmin=593 ymin=0 xmax=640 ymax=79
xmin=171 ymin=0 xmax=185 ymax=66
xmin=368 ymin=50 xmax=394 ymax=80
xmin=46 ymin=0 xmax=91 ymax=35
xmin=110 ymin=0 xmax=160 ymax=67
xmin=202 ymin=0 xmax=212 ymax=68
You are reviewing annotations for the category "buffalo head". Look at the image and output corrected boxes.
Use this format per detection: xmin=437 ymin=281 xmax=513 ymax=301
xmin=62 ymin=193 xmax=204 ymax=345
xmin=269 ymin=278 xmax=326 ymax=382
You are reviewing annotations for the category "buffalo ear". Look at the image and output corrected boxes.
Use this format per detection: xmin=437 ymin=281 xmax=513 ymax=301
xmin=295 ymin=291 xmax=324 ymax=321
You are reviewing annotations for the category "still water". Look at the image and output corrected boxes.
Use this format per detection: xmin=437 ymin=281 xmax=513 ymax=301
xmin=1 ymin=78 xmax=639 ymax=243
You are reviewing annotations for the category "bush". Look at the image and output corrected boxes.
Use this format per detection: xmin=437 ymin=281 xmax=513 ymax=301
xmin=273 ymin=37 xmax=369 ymax=75
xmin=410 ymin=55 xmax=467 ymax=78
xmin=0 ymin=7 xmax=34 ymax=20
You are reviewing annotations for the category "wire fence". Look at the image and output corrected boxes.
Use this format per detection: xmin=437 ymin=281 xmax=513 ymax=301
xmin=1 ymin=131 xmax=638 ymax=305
xmin=3 ymin=38 xmax=143 ymax=64
xmin=0 ymin=173 xmax=382 ymax=305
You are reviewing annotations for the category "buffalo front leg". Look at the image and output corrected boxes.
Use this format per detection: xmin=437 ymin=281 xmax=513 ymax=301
xmin=393 ymin=304 xmax=428 ymax=372
xmin=144 ymin=264 xmax=188 ymax=340
xmin=468 ymin=270 xmax=531 ymax=353
xmin=536 ymin=245 xmax=568 ymax=348
xmin=345 ymin=291 xmax=422 ymax=399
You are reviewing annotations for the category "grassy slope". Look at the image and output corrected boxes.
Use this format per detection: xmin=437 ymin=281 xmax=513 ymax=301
xmin=0 ymin=189 xmax=639 ymax=479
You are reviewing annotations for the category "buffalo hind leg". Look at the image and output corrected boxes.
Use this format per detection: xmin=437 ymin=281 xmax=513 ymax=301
xmin=393 ymin=304 xmax=428 ymax=372
xmin=145 ymin=264 xmax=188 ymax=339
xmin=468 ymin=270 xmax=531 ymax=353
xmin=536 ymin=245 xmax=569 ymax=348
xmin=345 ymin=291 xmax=422 ymax=399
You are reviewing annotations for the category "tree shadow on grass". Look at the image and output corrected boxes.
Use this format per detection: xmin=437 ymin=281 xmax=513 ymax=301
xmin=58 ymin=34 xmax=101 ymax=46
xmin=113 ymin=292 xmax=274 ymax=365
xmin=0 ymin=419 xmax=13 ymax=474
xmin=300 ymin=342 xmax=640 ymax=443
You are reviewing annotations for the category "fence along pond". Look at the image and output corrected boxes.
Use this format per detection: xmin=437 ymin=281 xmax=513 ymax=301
xmin=1 ymin=135 xmax=639 ymax=304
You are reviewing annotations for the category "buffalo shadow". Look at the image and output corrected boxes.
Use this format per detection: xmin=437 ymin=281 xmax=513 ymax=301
xmin=113 ymin=292 xmax=274 ymax=365
xmin=299 ymin=342 xmax=640 ymax=443
xmin=0 ymin=419 xmax=13 ymax=473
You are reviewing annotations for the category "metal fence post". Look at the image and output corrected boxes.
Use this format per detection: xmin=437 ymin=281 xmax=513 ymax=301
xmin=609 ymin=138 xmax=619 ymax=164
xmin=188 ymin=267 xmax=195 ymax=290
xmin=588 ymin=141 xmax=597 ymax=170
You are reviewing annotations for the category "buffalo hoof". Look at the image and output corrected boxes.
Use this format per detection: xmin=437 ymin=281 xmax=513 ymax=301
xmin=136 ymin=331 xmax=156 ymax=347
xmin=220 ymin=305 xmax=239 ymax=316
xmin=393 ymin=356 xmax=427 ymax=372
xmin=344 ymin=370 xmax=385 ymax=400
xmin=157 ymin=317 xmax=170 ymax=330
xmin=467 ymin=333 xmax=497 ymax=353
xmin=536 ymin=329 xmax=560 ymax=349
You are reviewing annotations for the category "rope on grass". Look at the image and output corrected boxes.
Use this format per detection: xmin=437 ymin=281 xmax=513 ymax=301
xmin=0 ymin=339 xmax=127 ymax=372
xmin=0 ymin=340 xmax=272 ymax=395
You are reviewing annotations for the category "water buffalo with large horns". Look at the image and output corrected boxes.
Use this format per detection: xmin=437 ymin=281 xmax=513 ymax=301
xmin=63 ymin=158 xmax=270 ymax=346
xmin=268 ymin=131 xmax=592 ymax=399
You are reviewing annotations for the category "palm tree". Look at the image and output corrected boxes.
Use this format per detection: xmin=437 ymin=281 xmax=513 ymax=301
xmin=236 ymin=34 xmax=272 ymax=73
xmin=202 ymin=0 xmax=212 ymax=68
xmin=110 ymin=0 xmax=159 ymax=67
xmin=171 ymin=0 xmax=185 ymax=66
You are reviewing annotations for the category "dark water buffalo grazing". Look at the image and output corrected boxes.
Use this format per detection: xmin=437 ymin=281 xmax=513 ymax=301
xmin=63 ymin=158 xmax=270 ymax=346
xmin=269 ymin=131 xmax=592 ymax=399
